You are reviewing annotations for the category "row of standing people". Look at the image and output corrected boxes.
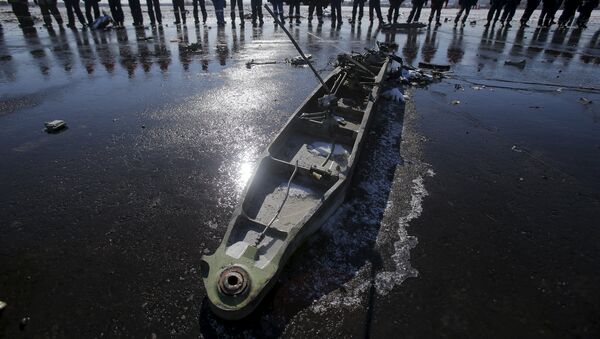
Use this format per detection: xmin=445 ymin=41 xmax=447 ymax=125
xmin=484 ymin=0 xmax=599 ymax=28
xmin=6 ymin=0 xmax=599 ymax=31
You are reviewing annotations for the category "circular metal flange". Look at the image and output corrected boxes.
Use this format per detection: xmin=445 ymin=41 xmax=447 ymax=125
xmin=218 ymin=266 xmax=250 ymax=297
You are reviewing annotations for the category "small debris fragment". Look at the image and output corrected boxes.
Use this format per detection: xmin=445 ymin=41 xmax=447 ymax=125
xmin=418 ymin=62 xmax=451 ymax=71
xmin=511 ymin=145 xmax=524 ymax=152
xmin=19 ymin=317 xmax=30 ymax=330
xmin=504 ymin=59 xmax=526 ymax=69
xmin=170 ymin=38 xmax=181 ymax=43
xmin=245 ymin=59 xmax=277 ymax=69
xmin=472 ymin=85 xmax=485 ymax=90
xmin=0 ymin=300 xmax=6 ymax=312
xmin=529 ymin=106 xmax=541 ymax=109
xmin=519 ymin=177 xmax=524 ymax=182
xmin=556 ymin=87 xmax=563 ymax=92
xmin=183 ymin=42 xmax=202 ymax=52
xmin=578 ymin=97 xmax=593 ymax=105
xmin=141 ymin=125 xmax=146 ymax=129
xmin=470 ymin=20 xmax=477 ymax=25
xmin=451 ymin=100 xmax=460 ymax=105
xmin=44 ymin=120 xmax=67 ymax=133
xmin=454 ymin=84 xmax=464 ymax=91
xmin=286 ymin=54 xmax=312 ymax=66
xmin=137 ymin=36 xmax=154 ymax=41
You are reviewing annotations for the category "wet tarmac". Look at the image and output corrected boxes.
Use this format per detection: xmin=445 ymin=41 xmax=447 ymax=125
xmin=1 ymin=5 xmax=600 ymax=338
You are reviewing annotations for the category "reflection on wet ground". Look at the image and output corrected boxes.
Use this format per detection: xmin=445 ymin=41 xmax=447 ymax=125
xmin=0 ymin=6 xmax=599 ymax=338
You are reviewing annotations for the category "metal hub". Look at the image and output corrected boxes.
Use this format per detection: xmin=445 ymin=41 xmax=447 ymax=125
xmin=218 ymin=266 xmax=250 ymax=297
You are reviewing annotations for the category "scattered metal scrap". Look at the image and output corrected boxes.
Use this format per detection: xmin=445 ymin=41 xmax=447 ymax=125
xmin=44 ymin=120 xmax=67 ymax=133
xmin=246 ymin=59 xmax=278 ymax=68
xmin=504 ymin=59 xmax=527 ymax=69
xmin=418 ymin=62 xmax=451 ymax=72
xmin=286 ymin=54 xmax=312 ymax=66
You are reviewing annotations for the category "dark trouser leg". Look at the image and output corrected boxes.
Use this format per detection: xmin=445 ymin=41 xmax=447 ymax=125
xmin=415 ymin=4 xmax=422 ymax=21
xmin=408 ymin=5 xmax=417 ymax=22
xmin=93 ymin=2 xmax=100 ymax=20
xmin=147 ymin=0 xmax=156 ymax=25
xmin=230 ymin=0 xmax=236 ymax=22
xmin=394 ymin=5 xmax=400 ymax=22
xmin=50 ymin=4 xmax=63 ymax=24
xmin=538 ymin=5 xmax=548 ymax=25
xmin=12 ymin=2 xmax=35 ymax=27
xmin=352 ymin=0 xmax=358 ymax=20
xmin=500 ymin=6 xmax=509 ymax=21
xmin=493 ymin=6 xmax=502 ymax=21
xmin=40 ymin=5 xmax=52 ymax=25
xmin=155 ymin=0 xmax=162 ymax=23
xmin=463 ymin=6 xmax=470 ymax=22
xmin=455 ymin=7 xmax=464 ymax=23
xmin=520 ymin=0 xmax=539 ymax=22
xmin=85 ymin=1 xmax=93 ymax=24
xmin=358 ymin=2 xmax=363 ymax=20
xmin=251 ymin=0 xmax=257 ymax=22
xmin=65 ymin=0 xmax=75 ymax=25
xmin=486 ymin=4 xmax=496 ymax=21
xmin=436 ymin=7 xmax=441 ymax=22
xmin=73 ymin=0 xmax=86 ymax=24
xmin=506 ymin=5 xmax=516 ymax=23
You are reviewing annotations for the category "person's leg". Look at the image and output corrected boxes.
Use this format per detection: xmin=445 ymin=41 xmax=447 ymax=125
xmin=230 ymin=0 xmax=236 ymax=23
xmin=85 ymin=1 xmax=93 ymax=24
xmin=415 ymin=1 xmax=423 ymax=21
xmin=352 ymin=0 xmax=358 ymax=21
xmin=154 ymin=0 xmax=162 ymax=24
xmin=116 ymin=0 xmax=124 ymax=24
xmin=436 ymin=6 xmax=441 ymax=23
xmin=93 ymin=1 xmax=100 ymax=19
xmin=462 ymin=5 xmax=470 ymax=23
xmin=40 ymin=4 xmax=52 ymax=26
xmin=316 ymin=2 xmax=323 ymax=22
xmin=180 ymin=0 xmax=186 ymax=24
xmin=73 ymin=0 xmax=86 ymax=25
xmin=455 ymin=6 xmax=464 ymax=23
xmin=394 ymin=3 xmax=400 ymax=22
xmin=238 ymin=0 xmax=245 ymax=24
xmin=173 ymin=0 xmax=181 ymax=23
xmin=251 ymin=0 xmax=257 ymax=24
xmin=387 ymin=0 xmax=393 ymax=22
xmin=50 ymin=3 xmax=63 ymax=24
xmin=486 ymin=2 xmax=495 ymax=23
xmin=65 ymin=0 xmax=76 ymax=26
xmin=147 ymin=0 xmax=156 ymax=25
xmin=358 ymin=0 xmax=364 ymax=21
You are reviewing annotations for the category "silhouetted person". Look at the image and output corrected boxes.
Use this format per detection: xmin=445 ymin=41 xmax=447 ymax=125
xmin=388 ymin=0 xmax=403 ymax=24
xmin=484 ymin=0 xmax=506 ymax=26
xmin=538 ymin=0 xmax=556 ymax=26
xmin=520 ymin=0 xmax=541 ymax=26
xmin=128 ymin=0 xmax=144 ymax=26
xmin=500 ymin=0 xmax=520 ymax=26
xmin=109 ymin=0 xmax=124 ymax=27
xmin=214 ymin=0 xmax=226 ymax=26
xmin=147 ymin=0 xmax=162 ymax=26
xmin=407 ymin=0 xmax=426 ymax=23
xmin=428 ymin=0 xmax=447 ymax=26
xmin=9 ymin=0 xmax=35 ymax=27
xmin=350 ymin=0 xmax=365 ymax=24
xmin=546 ymin=0 xmax=564 ymax=26
xmin=575 ymin=0 xmax=599 ymax=28
xmin=35 ymin=0 xmax=63 ymax=27
xmin=193 ymin=0 xmax=208 ymax=25
xmin=269 ymin=0 xmax=285 ymax=23
xmin=173 ymin=0 xmax=186 ymax=25
xmin=83 ymin=0 xmax=100 ymax=25
xmin=64 ymin=0 xmax=86 ymax=27
xmin=454 ymin=0 xmax=476 ymax=26
xmin=557 ymin=0 xmax=581 ymax=27
xmin=331 ymin=0 xmax=343 ymax=27
xmin=289 ymin=0 xmax=301 ymax=24
xmin=369 ymin=0 xmax=384 ymax=24
xmin=230 ymin=0 xmax=244 ymax=26
xmin=308 ymin=0 xmax=324 ymax=24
